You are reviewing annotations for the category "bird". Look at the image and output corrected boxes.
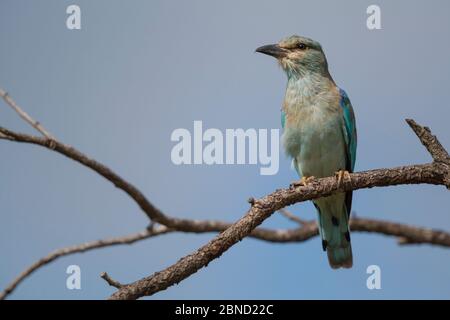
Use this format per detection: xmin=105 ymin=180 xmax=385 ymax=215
xmin=256 ymin=35 xmax=357 ymax=269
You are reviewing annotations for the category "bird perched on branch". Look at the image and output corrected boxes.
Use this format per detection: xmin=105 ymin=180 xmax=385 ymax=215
xmin=256 ymin=35 xmax=357 ymax=269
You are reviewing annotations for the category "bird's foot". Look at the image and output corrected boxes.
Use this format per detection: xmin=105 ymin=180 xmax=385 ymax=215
xmin=335 ymin=170 xmax=351 ymax=189
xmin=291 ymin=176 xmax=315 ymax=187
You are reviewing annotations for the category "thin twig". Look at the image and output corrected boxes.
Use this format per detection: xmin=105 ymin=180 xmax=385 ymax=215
xmin=279 ymin=208 xmax=310 ymax=225
xmin=101 ymin=272 xmax=124 ymax=288
xmin=0 ymin=88 xmax=55 ymax=140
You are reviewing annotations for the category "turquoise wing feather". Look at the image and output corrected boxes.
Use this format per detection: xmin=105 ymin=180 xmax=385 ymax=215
xmin=339 ymin=88 xmax=357 ymax=217
xmin=339 ymin=88 xmax=357 ymax=172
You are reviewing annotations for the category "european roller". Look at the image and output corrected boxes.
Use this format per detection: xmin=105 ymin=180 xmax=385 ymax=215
xmin=256 ymin=35 xmax=357 ymax=269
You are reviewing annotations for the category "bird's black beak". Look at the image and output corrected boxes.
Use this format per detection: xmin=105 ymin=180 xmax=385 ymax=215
xmin=255 ymin=44 xmax=288 ymax=58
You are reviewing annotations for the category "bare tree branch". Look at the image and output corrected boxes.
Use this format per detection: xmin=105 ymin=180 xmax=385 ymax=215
xmin=107 ymin=121 xmax=448 ymax=300
xmin=349 ymin=218 xmax=450 ymax=246
xmin=1 ymin=90 xmax=448 ymax=300
xmin=0 ymin=126 xmax=176 ymax=225
xmin=0 ymin=126 xmax=256 ymax=233
xmin=0 ymin=226 xmax=170 ymax=300
xmin=3 ymin=215 xmax=450 ymax=300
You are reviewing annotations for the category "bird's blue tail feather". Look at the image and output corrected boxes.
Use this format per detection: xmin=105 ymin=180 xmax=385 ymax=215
xmin=315 ymin=196 xmax=353 ymax=269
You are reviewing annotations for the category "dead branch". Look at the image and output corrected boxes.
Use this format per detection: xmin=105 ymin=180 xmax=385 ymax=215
xmin=107 ymin=120 xmax=449 ymax=300
xmin=1 ymin=88 xmax=448 ymax=300
xmin=3 ymin=216 xmax=449 ymax=300
xmin=0 ymin=226 xmax=169 ymax=299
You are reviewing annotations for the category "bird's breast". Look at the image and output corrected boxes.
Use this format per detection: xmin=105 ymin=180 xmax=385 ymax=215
xmin=283 ymin=104 xmax=337 ymax=156
xmin=282 ymin=100 xmax=345 ymax=177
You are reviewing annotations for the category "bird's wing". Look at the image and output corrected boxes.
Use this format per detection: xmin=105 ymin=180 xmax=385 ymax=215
xmin=339 ymin=88 xmax=357 ymax=217
xmin=339 ymin=88 xmax=357 ymax=172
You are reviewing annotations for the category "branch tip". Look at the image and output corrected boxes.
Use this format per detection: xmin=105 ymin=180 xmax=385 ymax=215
xmin=406 ymin=118 xmax=449 ymax=164
xmin=0 ymin=87 xmax=56 ymax=140
xmin=100 ymin=272 xmax=123 ymax=288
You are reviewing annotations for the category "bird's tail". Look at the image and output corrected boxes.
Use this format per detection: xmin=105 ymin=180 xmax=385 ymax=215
xmin=314 ymin=194 xmax=353 ymax=269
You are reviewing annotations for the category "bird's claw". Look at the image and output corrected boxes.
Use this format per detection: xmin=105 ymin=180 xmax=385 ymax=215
xmin=291 ymin=176 xmax=315 ymax=187
xmin=335 ymin=170 xmax=351 ymax=189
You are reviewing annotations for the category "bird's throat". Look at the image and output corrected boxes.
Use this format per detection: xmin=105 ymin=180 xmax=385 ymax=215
xmin=284 ymin=73 xmax=335 ymax=111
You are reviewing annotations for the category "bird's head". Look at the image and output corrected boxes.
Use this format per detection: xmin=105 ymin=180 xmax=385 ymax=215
xmin=256 ymin=35 xmax=329 ymax=78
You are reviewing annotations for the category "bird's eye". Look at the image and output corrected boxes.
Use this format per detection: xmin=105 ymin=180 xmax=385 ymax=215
xmin=297 ymin=43 xmax=306 ymax=50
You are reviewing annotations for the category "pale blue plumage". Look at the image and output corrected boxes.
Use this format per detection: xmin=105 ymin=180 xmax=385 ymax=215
xmin=257 ymin=35 xmax=357 ymax=269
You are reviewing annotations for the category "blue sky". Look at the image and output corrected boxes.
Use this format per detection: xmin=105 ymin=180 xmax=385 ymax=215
xmin=1 ymin=0 xmax=449 ymax=299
